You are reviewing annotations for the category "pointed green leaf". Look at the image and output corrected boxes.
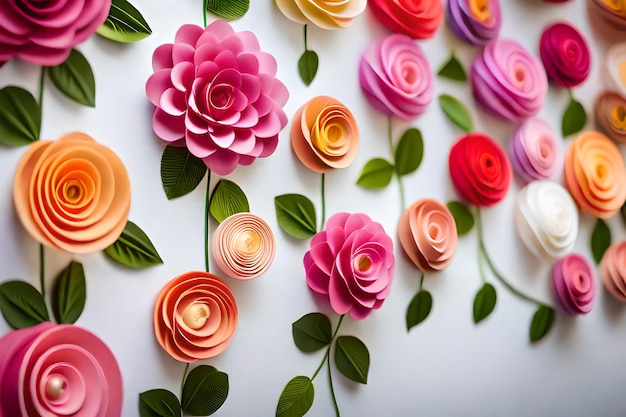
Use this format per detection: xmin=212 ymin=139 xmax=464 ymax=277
xmin=274 ymin=194 xmax=317 ymax=239
xmin=51 ymin=261 xmax=86 ymax=324
xmin=104 ymin=221 xmax=163 ymax=269
xmin=0 ymin=280 xmax=49 ymax=329
xmin=48 ymin=49 xmax=96 ymax=107
xmin=334 ymin=335 xmax=370 ymax=384
xmin=394 ymin=128 xmax=424 ymax=176
xmin=206 ymin=0 xmax=250 ymax=21
xmin=437 ymin=53 xmax=467 ymax=82
xmin=182 ymin=365 xmax=229 ymax=416
xmin=276 ymin=376 xmax=314 ymax=417
xmin=355 ymin=158 xmax=394 ymax=190
xmin=406 ymin=290 xmax=433 ymax=331
xmin=292 ymin=312 xmax=332 ymax=353
xmin=160 ymin=145 xmax=207 ymax=199
xmin=562 ymin=96 xmax=586 ymax=137
xmin=139 ymin=389 xmax=181 ymax=417
xmin=0 ymin=86 xmax=40 ymax=146
xmin=209 ymin=179 xmax=250 ymax=223
xmin=473 ymin=283 xmax=496 ymax=324
xmin=590 ymin=218 xmax=611 ymax=265
xmin=298 ymin=50 xmax=319 ymax=86
xmin=97 ymin=0 xmax=152 ymax=43
xmin=447 ymin=201 xmax=475 ymax=236
xmin=530 ymin=305 xmax=555 ymax=343
xmin=439 ymin=94 xmax=473 ymax=132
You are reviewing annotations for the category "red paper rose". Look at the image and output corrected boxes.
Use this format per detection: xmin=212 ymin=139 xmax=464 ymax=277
xmin=368 ymin=0 xmax=443 ymax=39
xmin=539 ymin=21 xmax=591 ymax=88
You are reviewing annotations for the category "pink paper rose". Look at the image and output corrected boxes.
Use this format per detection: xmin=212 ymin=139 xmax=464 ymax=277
xmin=359 ymin=34 xmax=434 ymax=120
xmin=0 ymin=0 xmax=111 ymax=66
xmin=0 ymin=322 xmax=122 ymax=417
xmin=304 ymin=212 xmax=395 ymax=320
xmin=146 ymin=20 xmax=289 ymax=176
xmin=539 ymin=22 xmax=591 ymax=88
xmin=509 ymin=118 xmax=560 ymax=182
xmin=446 ymin=0 xmax=502 ymax=46
xmin=552 ymin=253 xmax=595 ymax=315
xmin=600 ymin=241 xmax=626 ymax=302
xmin=368 ymin=0 xmax=444 ymax=39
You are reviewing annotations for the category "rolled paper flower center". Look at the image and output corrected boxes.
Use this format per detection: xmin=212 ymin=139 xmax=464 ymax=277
xmin=354 ymin=254 xmax=372 ymax=273
xmin=563 ymin=39 xmax=581 ymax=62
xmin=182 ymin=303 xmax=211 ymax=329
xmin=38 ymin=362 xmax=87 ymax=415
xmin=45 ymin=375 xmax=67 ymax=400
xmin=513 ymin=65 xmax=528 ymax=89
xmin=612 ymin=105 xmax=626 ymax=129
xmin=469 ymin=0 xmax=491 ymax=21
xmin=62 ymin=181 xmax=84 ymax=204
xmin=595 ymin=163 xmax=609 ymax=181
xmin=313 ymin=109 xmax=351 ymax=157
xmin=235 ymin=230 xmax=261 ymax=255
xmin=572 ymin=272 xmax=591 ymax=293
xmin=481 ymin=153 xmax=495 ymax=171
xmin=603 ymin=0 xmax=624 ymax=11
xmin=428 ymin=223 xmax=443 ymax=241
xmin=392 ymin=53 xmax=422 ymax=93
xmin=209 ymin=84 xmax=234 ymax=110
xmin=539 ymin=141 xmax=550 ymax=158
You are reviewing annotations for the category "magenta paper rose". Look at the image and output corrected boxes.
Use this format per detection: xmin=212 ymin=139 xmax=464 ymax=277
xmin=0 ymin=322 xmax=122 ymax=417
xmin=471 ymin=38 xmax=548 ymax=122
xmin=539 ymin=22 xmax=591 ymax=88
xmin=552 ymin=253 xmax=595 ymax=315
xmin=447 ymin=0 xmax=502 ymax=46
xmin=146 ymin=20 xmax=289 ymax=176
xmin=0 ymin=0 xmax=111 ymax=66
xmin=304 ymin=212 xmax=395 ymax=319
xmin=509 ymin=118 xmax=560 ymax=183
xmin=359 ymin=34 xmax=434 ymax=120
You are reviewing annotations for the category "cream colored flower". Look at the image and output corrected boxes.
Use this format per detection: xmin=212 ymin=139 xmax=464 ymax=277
xmin=275 ymin=0 xmax=367 ymax=29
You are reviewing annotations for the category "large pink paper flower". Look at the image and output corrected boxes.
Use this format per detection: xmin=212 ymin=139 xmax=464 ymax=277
xmin=552 ymin=253 xmax=595 ymax=315
xmin=368 ymin=0 xmax=443 ymax=39
xmin=446 ymin=0 xmax=502 ymax=46
xmin=304 ymin=212 xmax=395 ymax=320
xmin=0 ymin=322 xmax=122 ymax=417
xmin=539 ymin=22 xmax=590 ymax=88
xmin=146 ymin=20 xmax=289 ymax=176
xmin=0 ymin=0 xmax=111 ymax=66
xmin=359 ymin=34 xmax=434 ymax=120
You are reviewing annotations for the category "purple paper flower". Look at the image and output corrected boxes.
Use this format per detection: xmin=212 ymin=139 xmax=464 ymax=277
xmin=539 ymin=21 xmax=590 ymax=88
xmin=509 ymin=118 xmax=560 ymax=183
xmin=446 ymin=0 xmax=502 ymax=46
xmin=552 ymin=253 xmax=595 ymax=315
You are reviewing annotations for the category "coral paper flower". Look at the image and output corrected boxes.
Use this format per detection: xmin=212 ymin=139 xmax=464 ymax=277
xmin=368 ymin=0 xmax=443 ymax=39
xmin=211 ymin=212 xmax=276 ymax=280
xmin=359 ymin=34 xmax=434 ymax=120
xmin=0 ymin=322 xmax=122 ymax=417
xmin=0 ymin=0 xmax=111 ymax=66
xmin=604 ymin=42 xmax=626 ymax=97
xmin=471 ymin=39 xmax=548 ymax=122
xmin=304 ymin=212 xmax=395 ymax=320
xmin=509 ymin=117 xmax=560 ymax=183
xmin=146 ymin=20 xmax=289 ymax=176
xmin=154 ymin=271 xmax=238 ymax=362
xmin=13 ymin=132 xmax=131 ymax=254
xmin=446 ymin=0 xmax=502 ymax=46
xmin=275 ymin=0 xmax=366 ymax=29
xmin=398 ymin=198 xmax=458 ymax=272
xmin=449 ymin=132 xmax=512 ymax=207
xmin=291 ymin=96 xmax=359 ymax=173
xmin=594 ymin=90 xmax=626 ymax=143
xmin=539 ymin=22 xmax=591 ymax=88
xmin=600 ymin=241 xmax=626 ymax=302
xmin=589 ymin=0 xmax=626 ymax=31
xmin=552 ymin=253 xmax=595 ymax=314
xmin=563 ymin=131 xmax=626 ymax=219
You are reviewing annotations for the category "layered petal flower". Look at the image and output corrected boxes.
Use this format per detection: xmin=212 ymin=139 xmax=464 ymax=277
xmin=539 ymin=21 xmax=590 ymax=88
xmin=552 ymin=253 xmax=595 ymax=314
xmin=589 ymin=0 xmax=626 ymax=31
xmin=446 ymin=0 xmax=502 ymax=46
xmin=275 ymin=0 xmax=366 ymax=29
xmin=600 ymin=241 xmax=626 ymax=302
xmin=594 ymin=90 xmax=626 ymax=143
xmin=509 ymin=118 xmax=560 ymax=182
xmin=369 ymin=0 xmax=443 ymax=39
xmin=604 ymin=42 xmax=626 ymax=96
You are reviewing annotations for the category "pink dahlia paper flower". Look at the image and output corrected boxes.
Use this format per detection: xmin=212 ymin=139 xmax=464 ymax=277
xmin=471 ymin=39 xmax=548 ymax=122
xmin=359 ymin=34 xmax=434 ymax=120
xmin=368 ymin=0 xmax=444 ymax=39
xmin=552 ymin=253 xmax=595 ymax=315
xmin=600 ymin=241 xmax=626 ymax=302
xmin=146 ymin=20 xmax=289 ymax=176
xmin=304 ymin=212 xmax=395 ymax=320
xmin=0 ymin=0 xmax=111 ymax=66
xmin=0 ymin=322 xmax=122 ymax=417
xmin=539 ymin=22 xmax=591 ymax=88
xmin=446 ymin=0 xmax=502 ymax=46
xmin=509 ymin=118 xmax=560 ymax=183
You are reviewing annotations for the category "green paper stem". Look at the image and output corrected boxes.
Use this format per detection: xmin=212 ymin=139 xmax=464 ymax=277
xmin=181 ymin=362 xmax=190 ymax=399
xmin=38 ymin=67 xmax=45 ymax=118
xmin=303 ymin=24 xmax=308 ymax=52
xmin=320 ymin=173 xmax=326 ymax=230
xmin=477 ymin=246 xmax=487 ymax=284
xmin=39 ymin=244 xmax=45 ymax=299
xmin=203 ymin=0 xmax=208 ymax=27
xmin=204 ymin=170 xmax=212 ymax=273
xmin=388 ymin=118 xmax=405 ymax=211
xmin=418 ymin=273 xmax=424 ymax=291
xmin=310 ymin=315 xmax=344 ymax=381
xmin=327 ymin=351 xmax=340 ymax=417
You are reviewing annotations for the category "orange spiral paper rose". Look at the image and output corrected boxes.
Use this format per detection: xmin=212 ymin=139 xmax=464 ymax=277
xmin=600 ymin=241 xmax=626 ymax=302
xmin=594 ymin=90 xmax=626 ymax=143
xmin=13 ymin=133 xmax=131 ymax=254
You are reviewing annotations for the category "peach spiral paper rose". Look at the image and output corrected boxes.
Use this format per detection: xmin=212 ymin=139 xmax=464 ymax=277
xmin=0 ymin=322 xmax=123 ymax=417
xmin=446 ymin=0 xmax=502 ymax=46
xmin=275 ymin=0 xmax=366 ymax=29
xmin=154 ymin=271 xmax=238 ymax=362
xmin=594 ymin=90 xmax=626 ymax=143
xmin=605 ymin=42 xmax=626 ymax=97
xmin=589 ymin=0 xmax=626 ymax=31
xmin=211 ymin=212 xmax=276 ymax=280
xmin=291 ymin=96 xmax=359 ymax=173
xmin=600 ymin=241 xmax=626 ymax=302
xmin=539 ymin=21 xmax=591 ymax=88
xmin=564 ymin=131 xmax=626 ymax=219
xmin=13 ymin=132 xmax=131 ymax=254
xmin=398 ymin=198 xmax=458 ymax=272
xmin=552 ymin=253 xmax=595 ymax=315
xmin=369 ymin=0 xmax=444 ymax=39
xmin=509 ymin=118 xmax=560 ymax=183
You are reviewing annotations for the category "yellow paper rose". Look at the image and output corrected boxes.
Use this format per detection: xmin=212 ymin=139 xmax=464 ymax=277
xmin=275 ymin=0 xmax=367 ymax=29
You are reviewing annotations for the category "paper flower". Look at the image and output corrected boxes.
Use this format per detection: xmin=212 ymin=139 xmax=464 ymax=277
xmin=359 ymin=34 xmax=434 ymax=120
xmin=398 ymin=198 xmax=458 ymax=272
xmin=552 ymin=253 xmax=595 ymax=314
xmin=0 ymin=322 xmax=122 ymax=417
xmin=211 ymin=213 xmax=275 ymax=280
xmin=589 ymin=0 xmax=626 ymax=31
xmin=604 ymin=42 xmax=626 ymax=96
xmin=509 ymin=118 xmax=560 ymax=183
xmin=304 ymin=212 xmax=395 ymax=320
xmin=600 ymin=241 xmax=626 ymax=302
xmin=563 ymin=131 xmax=626 ymax=219
xmin=514 ymin=181 xmax=578 ymax=260
xmin=471 ymin=39 xmax=548 ymax=122
xmin=154 ymin=271 xmax=238 ymax=362
xmin=0 ymin=0 xmax=111 ymax=66
xmin=368 ymin=0 xmax=443 ymax=39
xmin=449 ymin=132 xmax=512 ymax=207
xmin=275 ymin=0 xmax=366 ymax=29
xmin=13 ymin=132 xmax=131 ymax=254
xmin=594 ymin=90 xmax=626 ymax=143
xmin=146 ymin=20 xmax=289 ymax=176
xmin=446 ymin=0 xmax=502 ymax=46
xmin=291 ymin=96 xmax=359 ymax=173
xmin=539 ymin=21 xmax=590 ymax=88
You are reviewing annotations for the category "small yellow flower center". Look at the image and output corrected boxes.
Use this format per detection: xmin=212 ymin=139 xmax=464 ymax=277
xmin=611 ymin=105 xmax=626 ymax=129
xmin=182 ymin=303 xmax=210 ymax=329
xmin=469 ymin=0 xmax=491 ymax=22
xmin=235 ymin=230 xmax=260 ymax=255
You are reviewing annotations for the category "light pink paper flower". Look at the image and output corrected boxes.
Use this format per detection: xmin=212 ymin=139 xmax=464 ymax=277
xmin=600 ymin=241 xmax=626 ymax=302
xmin=509 ymin=118 xmax=560 ymax=183
xmin=146 ymin=20 xmax=289 ymax=176
xmin=552 ymin=253 xmax=595 ymax=315
xmin=0 ymin=322 xmax=122 ymax=417
xmin=304 ymin=212 xmax=395 ymax=320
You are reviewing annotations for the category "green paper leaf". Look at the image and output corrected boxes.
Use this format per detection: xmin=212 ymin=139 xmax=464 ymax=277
xmin=48 ymin=49 xmax=96 ymax=107
xmin=473 ymin=283 xmax=496 ymax=324
xmin=210 ymin=179 xmax=250 ymax=223
xmin=355 ymin=158 xmax=394 ymax=190
xmin=160 ymin=145 xmax=207 ymax=200
xmin=0 ymin=280 xmax=49 ymax=329
xmin=276 ymin=376 xmax=314 ymax=417
xmin=206 ymin=0 xmax=250 ymax=21
xmin=437 ymin=53 xmax=467 ymax=82
xmin=406 ymin=290 xmax=433 ymax=331
xmin=292 ymin=312 xmax=332 ymax=353
xmin=439 ymin=94 xmax=473 ymax=132
xmin=139 ymin=389 xmax=181 ymax=417
xmin=182 ymin=365 xmax=229 ymax=416
xmin=447 ymin=201 xmax=475 ymax=236
xmin=298 ymin=50 xmax=319 ymax=86
xmin=104 ymin=221 xmax=163 ymax=269
xmin=529 ymin=305 xmax=555 ymax=343
xmin=96 ymin=0 xmax=152 ymax=43
xmin=334 ymin=335 xmax=370 ymax=384
xmin=274 ymin=194 xmax=317 ymax=239
xmin=590 ymin=218 xmax=611 ymax=265
xmin=51 ymin=261 xmax=86 ymax=324
xmin=0 ymin=86 xmax=41 ymax=146
xmin=394 ymin=128 xmax=424 ymax=176
xmin=561 ymin=96 xmax=586 ymax=137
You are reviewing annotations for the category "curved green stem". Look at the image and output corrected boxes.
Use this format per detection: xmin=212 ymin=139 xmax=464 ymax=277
xmin=202 ymin=0 xmax=208 ymax=27
xmin=320 ymin=173 xmax=326 ymax=230
xmin=387 ymin=118 xmax=405 ymax=211
xmin=39 ymin=244 xmax=45 ymax=299
xmin=204 ymin=170 xmax=212 ymax=273
xmin=327 ymin=351 xmax=340 ymax=417
xmin=418 ymin=273 xmax=425 ymax=291
xmin=38 ymin=67 xmax=45 ymax=117
xmin=310 ymin=315 xmax=344 ymax=381
xmin=181 ymin=363 xmax=190 ymax=398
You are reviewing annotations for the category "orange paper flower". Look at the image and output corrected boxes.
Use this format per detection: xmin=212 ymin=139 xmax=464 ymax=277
xmin=600 ymin=241 xmax=626 ymax=302
xmin=594 ymin=90 xmax=626 ymax=143
xmin=13 ymin=132 xmax=131 ymax=254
